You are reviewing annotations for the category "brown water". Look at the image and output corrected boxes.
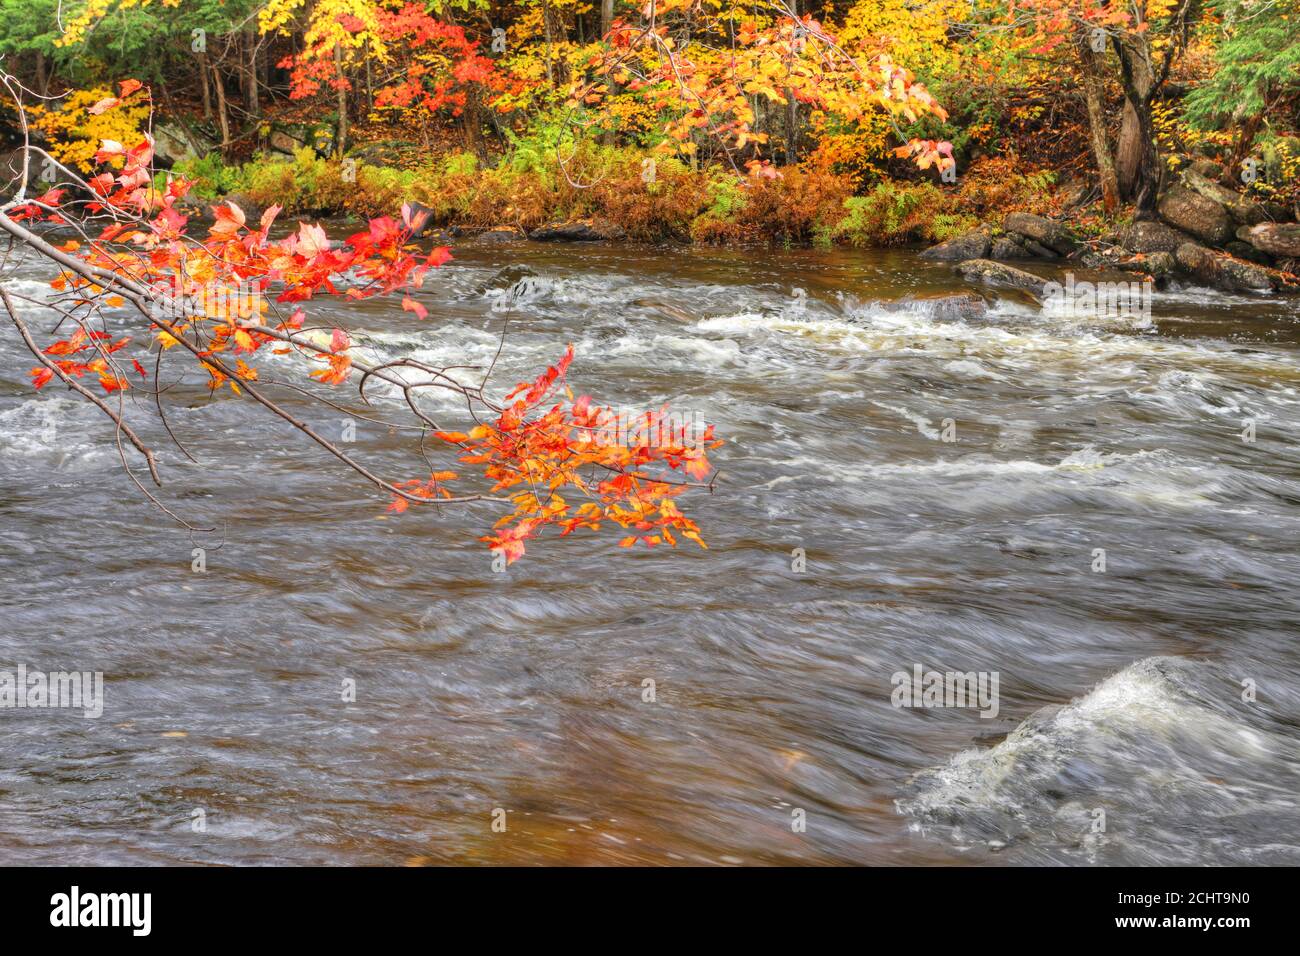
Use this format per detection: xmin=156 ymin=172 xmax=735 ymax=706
xmin=2 ymin=237 xmax=1300 ymax=865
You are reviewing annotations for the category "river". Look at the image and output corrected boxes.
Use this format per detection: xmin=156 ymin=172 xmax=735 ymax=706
xmin=2 ymin=235 xmax=1299 ymax=865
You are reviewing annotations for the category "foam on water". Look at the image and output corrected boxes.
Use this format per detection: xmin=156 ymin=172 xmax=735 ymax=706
xmin=897 ymin=656 xmax=1300 ymax=864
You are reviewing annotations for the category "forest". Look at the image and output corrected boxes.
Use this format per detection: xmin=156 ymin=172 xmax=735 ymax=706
xmin=1 ymin=0 xmax=1296 ymax=252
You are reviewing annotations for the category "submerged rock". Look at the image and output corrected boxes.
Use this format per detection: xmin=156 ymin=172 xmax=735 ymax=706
xmin=955 ymin=258 xmax=1048 ymax=293
xmin=920 ymin=228 xmax=990 ymax=261
xmin=881 ymin=291 xmax=990 ymax=322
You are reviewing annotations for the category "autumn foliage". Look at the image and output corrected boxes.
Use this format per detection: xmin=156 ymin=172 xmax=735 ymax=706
xmin=3 ymin=79 xmax=719 ymax=564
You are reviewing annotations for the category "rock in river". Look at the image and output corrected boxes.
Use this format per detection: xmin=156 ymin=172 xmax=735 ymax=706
xmin=1174 ymin=242 xmax=1283 ymax=293
xmin=955 ymin=258 xmax=1049 ymax=293
xmin=920 ymin=228 xmax=990 ymax=261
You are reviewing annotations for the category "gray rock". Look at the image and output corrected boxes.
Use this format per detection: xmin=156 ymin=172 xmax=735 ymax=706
xmin=153 ymin=120 xmax=214 ymax=166
xmin=1174 ymin=242 xmax=1281 ymax=293
xmin=528 ymin=218 xmax=627 ymax=242
xmin=1117 ymin=251 xmax=1177 ymax=279
xmin=1183 ymin=168 xmax=1272 ymax=226
xmin=1239 ymin=222 xmax=1300 ymax=259
xmin=1187 ymin=158 xmax=1224 ymax=181
xmin=989 ymin=235 xmax=1031 ymax=260
xmin=955 ymin=258 xmax=1049 ymax=293
xmin=1002 ymin=212 xmax=1078 ymax=255
xmin=912 ymin=292 xmax=990 ymax=322
xmin=1225 ymin=241 xmax=1273 ymax=265
xmin=1121 ymin=220 xmax=1197 ymax=254
xmin=921 ymin=228 xmax=990 ymax=261
xmin=1158 ymin=185 xmax=1233 ymax=245
xmin=269 ymin=129 xmax=307 ymax=155
xmin=474 ymin=226 xmax=525 ymax=243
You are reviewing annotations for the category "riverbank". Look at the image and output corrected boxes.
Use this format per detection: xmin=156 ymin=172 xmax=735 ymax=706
xmin=166 ymin=144 xmax=1063 ymax=249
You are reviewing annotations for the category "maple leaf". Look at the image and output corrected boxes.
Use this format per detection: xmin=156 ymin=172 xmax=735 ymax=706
xmin=401 ymin=295 xmax=428 ymax=320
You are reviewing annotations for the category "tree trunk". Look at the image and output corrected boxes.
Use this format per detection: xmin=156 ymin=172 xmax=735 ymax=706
xmin=334 ymin=43 xmax=348 ymax=158
xmin=212 ymin=65 xmax=231 ymax=159
xmin=246 ymin=30 xmax=260 ymax=122
xmin=784 ymin=0 xmax=799 ymax=164
xmin=1113 ymin=35 xmax=1161 ymax=218
xmin=33 ymin=50 xmax=47 ymax=97
xmin=1079 ymin=39 xmax=1119 ymax=213
xmin=543 ymin=0 xmax=556 ymax=88
xmin=601 ymin=0 xmax=616 ymax=146
xmin=199 ymin=51 xmax=213 ymax=123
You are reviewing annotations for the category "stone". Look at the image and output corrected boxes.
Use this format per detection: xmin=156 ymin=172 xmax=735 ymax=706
xmin=528 ymin=218 xmax=626 ymax=242
xmin=1182 ymin=168 xmax=1271 ymax=226
xmin=474 ymin=226 xmax=525 ymax=243
xmin=1116 ymin=251 xmax=1177 ymax=279
xmin=269 ymin=129 xmax=306 ymax=155
xmin=1174 ymin=242 xmax=1281 ymax=293
xmin=1157 ymin=185 xmax=1233 ymax=245
xmin=955 ymin=258 xmax=1049 ymax=293
xmin=152 ymin=121 xmax=214 ymax=166
xmin=988 ymin=235 xmax=1031 ymax=260
xmin=1225 ymin=241 xmax=1273 ymax=266
xmin=1022 ymin=239 xmax=1060 ymax=259
xmin=920 ymin=228 xmax=990 ymax=261
xmin=1120 ymin=220 xmax=1197 ymax=254
xmin=1002 ymin=212 xmax=1078 ymax=255
xmin=1239 ymin=222 xmax=1300 ymax=259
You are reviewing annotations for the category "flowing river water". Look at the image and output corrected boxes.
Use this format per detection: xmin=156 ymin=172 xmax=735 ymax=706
xmin=2 ymin=233 xmax=1299 ymax=865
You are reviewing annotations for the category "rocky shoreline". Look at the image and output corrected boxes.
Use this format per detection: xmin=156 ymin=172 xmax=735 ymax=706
xmin=921 ymin=161 xmax=1300 ymax=296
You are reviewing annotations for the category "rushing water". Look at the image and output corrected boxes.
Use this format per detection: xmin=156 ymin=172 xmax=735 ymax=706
xmin=2 ymin=234 xmax=1299 ymax=865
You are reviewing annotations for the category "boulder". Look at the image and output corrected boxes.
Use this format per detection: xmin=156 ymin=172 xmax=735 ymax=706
xmin=269 ymin=129 xmax=306 ymax=155
xmin=1158 ymin=185 xmax=1233 ymax=245
xmin=1116 ymin=251 xmax=1177 ymax=280
xmin=152 ymin=120 xmax=214 ymax=166
xmin=528 ymin=218 xmax=626 ymax=242
xmin=920 ymin=228 xmax=990 ymax=261
xmin=1187 ymin=158 xmax=1224 ymax=181
xmin=1002 ymin=212 xmax=1078 ymax=255
xmin=1239 ymin=222 xmax=1300 ymax=259
xmin=1174 ymin=243 xmax=1281 ymax=293
xmin=988 ymin=235 xmax=1031 ymax=260
xmin=911 ymin=292 xmax=990 ymax=322
xmin=474 ymin=226 xmax=525 ymax=243
xmin=1022 ymin=239 xmax=1060 ymax=259
xmin=955 ymin=258 xmax=1049 ymax=293
xmin=1120 ymin=220 xmax=1196 ymax=254
xmin=1225 ymin=241 xmax=1273 ymax=266
xmin=1182 ymin=169 xmax=1272 ymax=226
